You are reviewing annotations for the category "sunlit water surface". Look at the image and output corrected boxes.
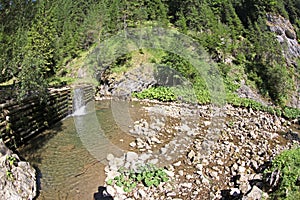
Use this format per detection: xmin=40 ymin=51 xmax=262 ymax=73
xmin=19 ymin=100 xmax=143 ymax=200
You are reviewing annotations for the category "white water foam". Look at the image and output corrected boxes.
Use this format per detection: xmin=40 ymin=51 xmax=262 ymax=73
xmin=72 ymin=88 xmax=87 ymax=116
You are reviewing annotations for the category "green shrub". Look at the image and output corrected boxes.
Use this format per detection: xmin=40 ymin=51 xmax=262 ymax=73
xmin=283 ymin=106 xmax=300 ymax=119
xmin=48 ymin=77 xmax=75 ymax=87
xmin=265 ymin=147 xmax=300 ymax=200
xmin=132 ymin=86 xmax=177 ymax=102
xmin=106 ymin=164 xmax=169 ymax=192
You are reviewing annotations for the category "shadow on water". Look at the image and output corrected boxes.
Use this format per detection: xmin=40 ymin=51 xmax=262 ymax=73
xmin=19 ymin=112 xmax=109 ymax=200
xmin=18 ymin=121 xmax=64 ymax=200
xmin=18 ymin=120 xmax=64 ymax=156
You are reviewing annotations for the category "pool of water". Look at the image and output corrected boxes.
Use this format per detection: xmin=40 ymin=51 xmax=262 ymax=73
xmin=19 ymin=100 xmax=144 ymax=200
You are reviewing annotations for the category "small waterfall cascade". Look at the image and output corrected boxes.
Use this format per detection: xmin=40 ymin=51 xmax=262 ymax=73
xmin=73 ymin=88 xmax=86 ymax=116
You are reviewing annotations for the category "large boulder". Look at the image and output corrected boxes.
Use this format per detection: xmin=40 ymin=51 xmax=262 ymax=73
xmin=0 ymin=140 xmax=36 ymax=200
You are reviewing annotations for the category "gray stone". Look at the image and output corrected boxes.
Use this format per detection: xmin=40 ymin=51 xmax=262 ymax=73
xmin=285 ymin=29 xmax=296 ymax=39
xmin=106 ymin=154 xmax=115 ymax=161
xmin=187 ymin=150 xmax=196 ymax=161
xmin=139 ymin=189 xmax=147 ymax=198
xmin=203 ymin=121 xmax=211 ymax=126
xmin=129 ymin=142 xmax=136 ymax=148
xmin=230 ymin=188 xmax=241 ymax=197
xmin=165 ymin=170 xmax=175 ymax=177
xmin=181 ymin=183 xmax=193 ymax=188
xmin=0 ymin=141 xmax=36 ymax=200
xmin=97 ymin=63 xmax=157 ymax=97
xmin=126 ymin=151 xmax=139 ymax=162
xmin=173 ymin=161 xmax=181 ymax=167
xmin=242 ymin=186 xmax=263 ymax=200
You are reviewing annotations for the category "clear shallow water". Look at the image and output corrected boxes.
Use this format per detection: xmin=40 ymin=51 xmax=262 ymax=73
xmin=19 ymin=100 xmax=143 ymax=200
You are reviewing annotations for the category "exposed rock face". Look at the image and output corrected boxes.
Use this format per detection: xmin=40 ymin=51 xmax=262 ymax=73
xmin=0 ymin=140 xmax=36 ymax=200
xmin=96 ymin=64 xmax=156 ymax=98
xmin=266 ymin=14 xmax=300 ymax=108
xmin=266 ymin=13 xmax=300 ymax=64
xmin=236 ymin=80 xmax=270 ymax=106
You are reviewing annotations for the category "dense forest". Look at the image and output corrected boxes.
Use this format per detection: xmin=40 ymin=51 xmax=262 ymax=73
xmin=0 ymin=0 xmax=300 ymax=109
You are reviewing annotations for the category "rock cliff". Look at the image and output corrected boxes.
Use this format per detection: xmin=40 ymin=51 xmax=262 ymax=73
xmin=266 ymin=13 xmax=300 ymax=65
xmin=266 ymin=13 xmax=300 ymax=108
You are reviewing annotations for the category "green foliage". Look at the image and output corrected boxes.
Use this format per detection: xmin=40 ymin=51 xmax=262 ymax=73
xmin=282 ymin=106 xmax=300 ymax=119
xmin=132 ymin=87 xmax=177 ymax=102
xmin=25 ymin=0 xmax=57 ymax=76
xmin=48 ymin=77 xmax=75 ymax=88
xmin=0 ymin=0 xmax=299 ymax=108
xmin=106 ymin=164 xmax=169 ymax=192
xmin=6 ymin=170 xmax=13 ymax=181
xmin=265 ymin=147 xmax=300 ymax=199
xmin=243 ymin=17 xmax=294 ymax=105
xmin=159 ymin=52 xmax=211 ymax=103
xmin=160 ymin=52 xmax=197 ymax=80
xmin=5 ymin=155 xmax=17 ymax=181
xmin=6 ymin=156 xmax=17 ymax=167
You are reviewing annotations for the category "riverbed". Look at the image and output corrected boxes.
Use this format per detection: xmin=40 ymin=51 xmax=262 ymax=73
xmin=19 ymin=99 xmax=299 ymax=200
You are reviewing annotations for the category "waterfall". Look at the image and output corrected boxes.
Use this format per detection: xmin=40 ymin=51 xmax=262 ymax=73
xmin=73 ymin=88 xmax=86 ymax=116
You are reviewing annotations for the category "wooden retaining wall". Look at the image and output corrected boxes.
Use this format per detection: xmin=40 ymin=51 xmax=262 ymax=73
xmin=0 ymin=84 xmax=94 ymax=149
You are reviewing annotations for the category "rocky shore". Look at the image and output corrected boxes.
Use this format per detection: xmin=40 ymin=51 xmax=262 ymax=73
xmin=103 ymin=100 xmax=299 ymax=200
xmin=0 ymin=140 xmax=36 ymax=200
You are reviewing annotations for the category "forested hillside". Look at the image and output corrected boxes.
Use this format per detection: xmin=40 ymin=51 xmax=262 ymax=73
xmin=1 ymin=0 xmax=299 ymax=108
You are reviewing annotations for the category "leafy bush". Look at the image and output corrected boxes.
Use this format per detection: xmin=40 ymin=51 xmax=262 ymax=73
xmin=106 ymin=164 xmax=169 ymax=192
xmin=48 ymin=77 xmax=75 ymax=87
xmin=265 ymin=147 xmax=300 ymax=199
xmin=283 ymin=106 xmax=300 ymax=119
xmin=132 ymin=86 xmax=177 ymax=102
